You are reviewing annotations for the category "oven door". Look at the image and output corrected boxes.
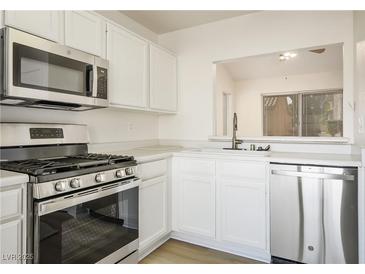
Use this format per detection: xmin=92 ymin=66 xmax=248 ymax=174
xmin=3 ymin=27 xmax=108 ymax=109
xmin=33 ymin=179 xmax=139 ymax=264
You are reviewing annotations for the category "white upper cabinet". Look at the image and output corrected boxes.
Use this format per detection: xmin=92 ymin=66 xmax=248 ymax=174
xmin=4 ymin=11 xmax=63 ymax=43
xmin=150 ymin=45 xmax=177 ymax=112
xmin=107 ymin=23 xmax=148 ymax=108
xmin=216 ymin=161 xmax=268 ymax=250
xmin=65 ymin=11 xmax=106 ymax=57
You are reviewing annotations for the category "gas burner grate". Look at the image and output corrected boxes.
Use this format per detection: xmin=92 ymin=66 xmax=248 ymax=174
xmin=1 ymin=159 xmax=80 ymax=176
xmin=0 ymin=153 xmax=135 ymax=176
xmin=73 ymin=153 xmax=133 ymax=164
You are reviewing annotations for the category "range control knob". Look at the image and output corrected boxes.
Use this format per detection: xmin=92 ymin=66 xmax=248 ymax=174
xmin=70 ymin=178 xmax=81 ymax=188
xmin=116 ymin=169 xmax=126 ymax=178
xmin=125 ymin=167 xmax=134 ymax=176
xmin=55 ymin=181 xmax=67 ymax=192
xmin=95 ymin=173 xmax=106 ymax=183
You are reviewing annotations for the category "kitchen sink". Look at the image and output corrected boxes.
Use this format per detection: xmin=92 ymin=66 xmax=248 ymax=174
xmin=188 ymin=148 xmax=271 ymax=156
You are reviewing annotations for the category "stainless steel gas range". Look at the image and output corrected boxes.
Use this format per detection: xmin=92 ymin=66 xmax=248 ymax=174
xmin=0 ymin=123 xmax=140 ymax=264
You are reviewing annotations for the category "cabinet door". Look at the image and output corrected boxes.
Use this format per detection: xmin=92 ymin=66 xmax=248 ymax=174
xmin=0 ymin=219 xmax=23 ymax=264
xmin=216 ymin=161 xmax=267 ymax=250
xmin=4 ymin=11 xmax=63 ymax=43
xmin=107 ymin=23 xmax=148 ymax=108
xmin=65 ymin=11 xmax=106 ymax=57
xmin=175 ymin=158 xmax=215 ymax=238
xmin=150 ymin=45 xmax=177 ymax=112
xmin=0 ymin=187 xmax=22 ymax=220
xmin=139 ymin=176 xmax=167 ymax=251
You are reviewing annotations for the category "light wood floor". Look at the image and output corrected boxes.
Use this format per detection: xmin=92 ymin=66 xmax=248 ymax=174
xmin=140 ymin=239 xmax=261 ymax=264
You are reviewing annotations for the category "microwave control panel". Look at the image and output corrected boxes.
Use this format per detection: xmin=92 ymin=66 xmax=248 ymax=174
xmin=96 ymin=67 xmax=107 ymax=99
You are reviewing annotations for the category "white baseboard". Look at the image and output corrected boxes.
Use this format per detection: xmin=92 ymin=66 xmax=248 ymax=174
xmin=170 ymin=231 xmax=271 ymax=263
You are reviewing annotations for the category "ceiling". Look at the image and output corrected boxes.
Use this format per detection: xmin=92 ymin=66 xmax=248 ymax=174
xmin=221 ymin=43 xmax=344 ymax=81
xmin=120 ymin=11 xmax=256 ymax=34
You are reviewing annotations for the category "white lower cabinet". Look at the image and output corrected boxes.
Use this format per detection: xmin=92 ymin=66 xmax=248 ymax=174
xmin=0 ymin=184 xmax=27 ymax=264
xmin=216 ymin=160 xmax=267 ymax=250
xmin=173 ymin=158 xmax=215 ymax=238
xmin=139 ymin=175 xmax=168 ymax=251
xmin=138 ymin=158 xmax=171 ymax=257
xmin=0 ymin=219 xmax=23 ymax=264
xmin=172 ymin=156 xmax=269 ymax=261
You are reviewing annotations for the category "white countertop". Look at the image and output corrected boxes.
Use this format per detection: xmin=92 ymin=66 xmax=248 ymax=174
xmin=102 ymin=145 xmax=184 ymax=163
xmin=0 ymin=170 xmax=29 ymax=188
xmin=102 ymin=145 xmax=362 ymax=167
xmin=0 ymin=146 xmax=360 ymax=188
xmin=269 ymin=152 xmax=362 ymax=167
xmin=176 ymin=149 xmax=362 ymax=167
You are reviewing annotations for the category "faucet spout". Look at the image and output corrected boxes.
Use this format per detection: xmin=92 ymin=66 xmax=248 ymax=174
xmin=231 ymin=112 xmax=243 ymax=150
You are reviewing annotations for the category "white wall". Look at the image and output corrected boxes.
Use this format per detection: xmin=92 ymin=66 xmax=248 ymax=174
xmin=354 ymin=11 xmax=365 ymax=146
xmin=0 ymin=10 xmax=3 ymax=28
xmin=158 ymin=11 xmax=355 ymax=142
xmin=215 ymin=64 xmax=235 ymax=136
xmin=0 ymin=106 xmax=159 ymax=144
xmin=234 ymin=71 xmax=343 ymax=137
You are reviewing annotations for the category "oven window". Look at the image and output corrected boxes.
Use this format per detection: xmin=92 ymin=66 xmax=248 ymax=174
xmin=37 ymin=187 xmax=138 ymax=264
xmin=13 ymin=43 xmax=92 ymax=96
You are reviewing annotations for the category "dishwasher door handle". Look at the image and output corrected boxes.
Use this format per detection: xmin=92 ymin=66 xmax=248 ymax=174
xmin=271 ymin=170 xmax=355 ymax=181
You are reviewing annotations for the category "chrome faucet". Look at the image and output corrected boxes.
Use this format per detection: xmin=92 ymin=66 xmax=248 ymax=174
xmin=231 ymin=112 xmax=243 ymax=150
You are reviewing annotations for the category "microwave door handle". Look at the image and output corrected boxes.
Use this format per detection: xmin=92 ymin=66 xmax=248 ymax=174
xmin=86 ymin=65 xmax=93 ymax=96
xmin=92 ymin=64 xmax=98 ymax=98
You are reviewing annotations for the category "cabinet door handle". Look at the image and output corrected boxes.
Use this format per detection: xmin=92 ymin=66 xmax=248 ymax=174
xmin=271 ymin=170 xmax=355 ymax=181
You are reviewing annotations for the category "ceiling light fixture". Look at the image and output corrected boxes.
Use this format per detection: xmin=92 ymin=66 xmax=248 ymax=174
xmin=279 ymin=52 xmax=297 ymax=61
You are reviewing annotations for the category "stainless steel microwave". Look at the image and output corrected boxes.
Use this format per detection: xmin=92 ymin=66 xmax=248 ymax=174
xmin=0 ymin=27 xmax=108 ymax=111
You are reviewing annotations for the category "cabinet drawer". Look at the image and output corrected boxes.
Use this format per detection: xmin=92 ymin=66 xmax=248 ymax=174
xmin=0 ymin=187 xmax=22 ymax=220
xmin=138 ymin=160 xmax=167 ymax=181
xmin=178 ymin=158 xmax=215 ymax=177
xmin=216 ymin=161 xmax=267 ymax=180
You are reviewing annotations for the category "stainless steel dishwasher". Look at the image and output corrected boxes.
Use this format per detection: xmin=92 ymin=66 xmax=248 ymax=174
xmin=270 ymin=164 xmax=358 ymax=264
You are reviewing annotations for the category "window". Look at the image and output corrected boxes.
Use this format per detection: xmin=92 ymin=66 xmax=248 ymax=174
xmin=263 ymin=90 xmax=343 ymax=137
xmin=302 ymin=91 xmax=343 ymax=137
xmin=263 ymin=94 xmax=299 ymax=136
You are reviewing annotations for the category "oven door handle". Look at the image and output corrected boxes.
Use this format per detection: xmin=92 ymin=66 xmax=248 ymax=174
xmin=36 ymin=179 xmax=140 ymax=216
